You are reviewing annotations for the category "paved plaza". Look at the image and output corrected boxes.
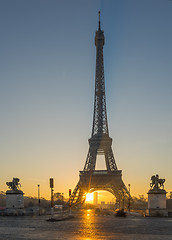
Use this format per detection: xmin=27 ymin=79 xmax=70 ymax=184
xmin=0 ymin=210 xmax=172 ymax=239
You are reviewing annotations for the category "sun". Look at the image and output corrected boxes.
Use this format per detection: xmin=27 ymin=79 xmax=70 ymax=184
xmin=85 ymin=192 xmax=94 ymax=202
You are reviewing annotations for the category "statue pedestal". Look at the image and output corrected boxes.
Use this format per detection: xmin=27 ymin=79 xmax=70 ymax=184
xmin=147 ymin=189 xmax=168 ymax=217
xmin=6 ymin=190 xmax=24 ymax=209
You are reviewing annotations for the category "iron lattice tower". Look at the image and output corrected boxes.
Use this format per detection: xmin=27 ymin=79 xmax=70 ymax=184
xmin=70 ymin=12 xmax=129 ymax=206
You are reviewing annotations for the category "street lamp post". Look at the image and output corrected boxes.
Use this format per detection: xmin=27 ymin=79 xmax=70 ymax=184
xmin=118 ymin=192 xmax=121 ymax=210
xmin=38 ymin=184 xmax=40 ymax=215
xmin=62 ymin=193 xmax=64 ymax=212
xmin=128 ymin=184 xmax=131 ymax=212
xmin=122 ymin=191 xmax=125 ymax=210
xmin=69 ymin=189 xmax=72 ymax=215
xmin=50 ymin=178 xmax=54 ymax=217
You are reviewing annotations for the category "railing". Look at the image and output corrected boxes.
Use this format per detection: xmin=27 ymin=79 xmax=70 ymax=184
xmin=80 ymin=170 xmax=122 ymax=176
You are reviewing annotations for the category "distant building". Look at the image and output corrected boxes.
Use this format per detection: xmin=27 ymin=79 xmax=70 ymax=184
xmin=93 ymin=192 xmax=98 ymax=205
xmin=100 ymin=201 xmax=106 ymax=208
xmin=167 ymin=199 xmax=172 ymax=217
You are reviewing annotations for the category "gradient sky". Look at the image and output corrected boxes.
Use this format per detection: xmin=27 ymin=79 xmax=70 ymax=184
xmin=0 ymin=0 xmax=172 ymax=200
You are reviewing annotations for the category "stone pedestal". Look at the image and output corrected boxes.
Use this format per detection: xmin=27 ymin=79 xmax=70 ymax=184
xmin=6 ymin=190 xmax=24 ymax=209
xmin=148 ymin=189 xmax=168 ymax=217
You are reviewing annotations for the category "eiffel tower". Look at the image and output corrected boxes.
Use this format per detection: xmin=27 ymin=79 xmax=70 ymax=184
xmin=70 ymin=12 xmax=129 ymax=206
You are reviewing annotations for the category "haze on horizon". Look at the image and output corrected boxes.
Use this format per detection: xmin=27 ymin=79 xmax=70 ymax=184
xmin=0 ymin=0 xmax=172 ymax=200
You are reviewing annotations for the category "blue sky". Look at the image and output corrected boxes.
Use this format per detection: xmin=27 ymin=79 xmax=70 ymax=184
xmin=0 ymin=0 xmax=172 ymax=199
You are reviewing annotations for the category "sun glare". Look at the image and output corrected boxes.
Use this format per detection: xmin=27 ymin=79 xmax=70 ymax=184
xmin=85 ymin=193 xmax=94 ymax=202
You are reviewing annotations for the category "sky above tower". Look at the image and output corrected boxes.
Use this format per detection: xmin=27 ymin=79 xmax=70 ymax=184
xmin=0 ymin=0 xmax=172 ymax=200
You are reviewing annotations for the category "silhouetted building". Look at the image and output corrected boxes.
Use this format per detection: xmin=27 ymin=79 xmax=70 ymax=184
xmin=93 ymin=192 xmax=98 ymax=205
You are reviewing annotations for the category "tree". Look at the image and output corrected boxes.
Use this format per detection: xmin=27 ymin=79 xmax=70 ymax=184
xmin=54 ymin=192 xmax=65 ymax=205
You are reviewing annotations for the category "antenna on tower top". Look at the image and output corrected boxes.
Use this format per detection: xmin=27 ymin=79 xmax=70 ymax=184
xmin=98 ymin=11 xmax=101 ymax=30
